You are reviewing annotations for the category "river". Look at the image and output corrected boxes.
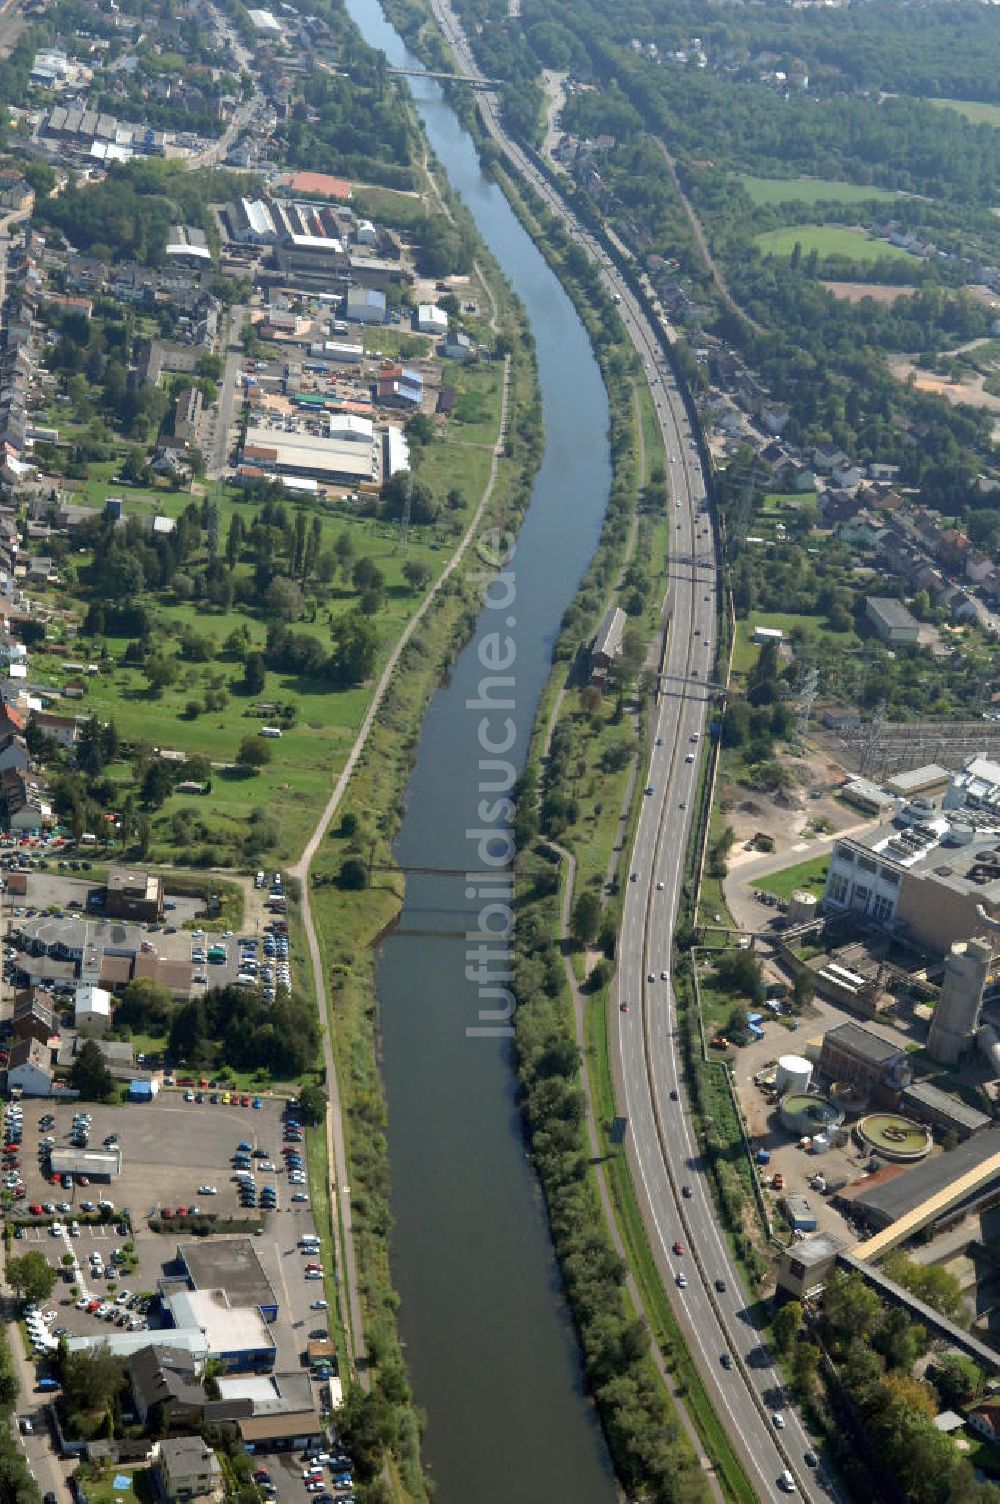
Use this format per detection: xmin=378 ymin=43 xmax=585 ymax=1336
xmin=344 ymin=3 xmax=617 ymax=1500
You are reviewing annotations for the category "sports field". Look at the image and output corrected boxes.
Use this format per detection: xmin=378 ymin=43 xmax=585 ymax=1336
xmin=929 ymin=98 xmax=1000 ymax=128
xmin=742 ymin=175 xmax=898 ymax=206
xmin=754 ymin=224 xmax=916 ymax=263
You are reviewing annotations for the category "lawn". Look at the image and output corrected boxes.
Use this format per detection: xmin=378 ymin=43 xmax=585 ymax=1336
xmin=731 ymin=612 xmax=857 ymax=676
xmin=742 ymin=175 xmax=899 ymax=206
xmin=751 ymin=853 xmax=830 ymax=901
xmin=929 ymin=98 xmax=1000 ymax=128
xmin=754 ymin=225 xmax=917 ymax=263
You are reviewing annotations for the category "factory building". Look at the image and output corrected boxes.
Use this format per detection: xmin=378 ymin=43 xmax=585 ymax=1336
xmin=817 ymin=1021 xmax=912 ymax=1096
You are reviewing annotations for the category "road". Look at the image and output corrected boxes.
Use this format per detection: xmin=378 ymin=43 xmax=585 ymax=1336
xmin=423 ymin=2 xmax=834 ymax=1497
xmin=205 ymin=304 xmax=246 ymax=478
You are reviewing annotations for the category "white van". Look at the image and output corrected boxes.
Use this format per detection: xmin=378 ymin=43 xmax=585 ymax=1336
xmin=779 ymin=1472 xmax=796 ymax=1495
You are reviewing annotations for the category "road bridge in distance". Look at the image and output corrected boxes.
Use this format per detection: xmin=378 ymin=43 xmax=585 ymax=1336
xmin=388 ymin=65 xmax=498 ymax=89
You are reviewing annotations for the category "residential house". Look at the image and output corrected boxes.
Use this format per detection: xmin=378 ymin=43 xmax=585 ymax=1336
xmin=128 ymin=1347 xmax=209 ymax=1428
xmin=947 ymin=589 xmax=979 ymax=623
xmin=968 ymin=1405 xmax=1000 ymax=1442
xmin=6 ymin=1036 xmax=53 ymax=1095
xmin=0 ymin=731 xmax=28 ymax=772
xmin=154 ymin=1436 xmax=222 ymax=1502
xmin=11 ymin=990 xmax=56 ymax=1044
xmin=30 ymin=710 xmax=78 ymax=746
xmin=74 ymin=983 xmax=111 ymax=1035
xmin=868 ymin=461 xmax=901 ymax=483
xmin=1 ymin=768 xmax=51 ymax=831
xmin=966 ymin=548 xmax=995 ymax=585
xmin=835 ymin=511 xmax=888 ymax=550
xmin=811 ymin=445 xmax=849 ymax=475
xmin=829 ymin=464 xmax=863 ymax=492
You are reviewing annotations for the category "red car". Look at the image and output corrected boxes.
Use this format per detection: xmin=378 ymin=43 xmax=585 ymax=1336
xmin=240 ymin=1095 xmax=251 ymax=1107
xmin=27 ymin=1203 xmax=42 ymax=1216
xmin=176 ymin=1205 xmax=188 ymax=1217
xmin=161 ymin=1207 xmax=174 ymax=1219
xmin=673 ymin=1241 xmax=684 ymax=1256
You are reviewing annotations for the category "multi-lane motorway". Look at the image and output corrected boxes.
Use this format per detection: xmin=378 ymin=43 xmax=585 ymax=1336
xmin=424 ymin=2 xmax=836 ymax=1497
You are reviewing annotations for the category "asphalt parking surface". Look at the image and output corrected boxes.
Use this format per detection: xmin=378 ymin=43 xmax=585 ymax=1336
xmin=15 ymin=1095 xmax=327 ymax=1371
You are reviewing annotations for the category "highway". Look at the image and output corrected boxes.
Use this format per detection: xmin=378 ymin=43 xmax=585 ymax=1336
xmin=423 ymin=2 xmax=835 ymax=1497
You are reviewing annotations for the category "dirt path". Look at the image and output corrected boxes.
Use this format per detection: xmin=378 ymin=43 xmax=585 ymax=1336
xmin=650 ymin=137 xmax=766 ymax=339
xmin=291 ymin=323 xmax=509 ymax=1383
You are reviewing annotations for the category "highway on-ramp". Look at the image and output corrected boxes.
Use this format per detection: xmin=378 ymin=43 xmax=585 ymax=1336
xmin=423 ymin=3 xmax=838 ymax=1497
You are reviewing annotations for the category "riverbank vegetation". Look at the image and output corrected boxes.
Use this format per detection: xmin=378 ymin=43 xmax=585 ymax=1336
xmin=477 ymin=154 xmax=765 ymax=1499
xmin=303 ymin=166 xmax=544 ymax=1492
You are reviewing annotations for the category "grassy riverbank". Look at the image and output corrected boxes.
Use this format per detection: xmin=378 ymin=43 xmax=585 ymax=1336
xmin=305 ymin=201 xmax=543 ymax=1492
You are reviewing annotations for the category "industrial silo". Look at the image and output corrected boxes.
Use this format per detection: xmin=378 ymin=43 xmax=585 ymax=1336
xmin=775 ymin=1054 xmax=813 ymax=1097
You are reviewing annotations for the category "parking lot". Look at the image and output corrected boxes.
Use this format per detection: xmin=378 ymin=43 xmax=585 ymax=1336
xmin=10 ymin=1095 xmax=328 ymax=1372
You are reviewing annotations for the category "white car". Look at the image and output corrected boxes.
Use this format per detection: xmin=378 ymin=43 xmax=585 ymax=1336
xmin=197 ymin=1186 xmax=217 ymax=1196
xmin=310 ymin=1299 xmax=328 ymax=1310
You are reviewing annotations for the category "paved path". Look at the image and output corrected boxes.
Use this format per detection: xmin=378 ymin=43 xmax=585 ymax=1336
xmin=291 ymin=326 xmax=510 ymax=1383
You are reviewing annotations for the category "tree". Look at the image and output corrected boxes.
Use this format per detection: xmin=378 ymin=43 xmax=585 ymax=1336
xmin=60 ymin=1343 xmax=126 ymax=1415
xmin=339 ymin=856 xmax=368 ymax=890
xmin=791 ymin=969 xmax=815 ymax=1010
xmin=792 ymin=1340 xmax=821 ymax=1397
xmin=265 ymin=575 xmax=305 ymax=622
xmin=144 ymin=654 xmax=179 ymax=694
xmin=822 ymin=1271 xmax=881 ymax=1351
xmin=402 ymin=557 xmax=432 ymax=592
xmin=69 ymin=1039 xmax=115 ymax=1100
xmin=237 ymin=737 xmax=272 ymax=771
xmin=6 ymin=1251 xmax=57 ymax=1304
xmin=298 ymin=1082 xmax=327 ymax=1126
xmin=713 ymin=948 xmax=765 ymax=1005
xmin=243 ymin=652 xmax=266 ymax=696
xmin=571 ymin=890 xmax=601 ymax=946
xmin=772 ymin=1300 xmax=804 ymax=1353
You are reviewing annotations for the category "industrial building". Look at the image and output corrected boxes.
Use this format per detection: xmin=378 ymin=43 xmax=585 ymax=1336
xmin=865 ymin=595 xmax=921 ymax=646
xmin=242 ymin=423 xmax=376 ymax=486
xmin=50 ymin=1147 xmax=122 ymax=1181
xmin=162 ymin=1289 xmax=275 ymax=1373
xmin=823 ymin=821 xmax=1000 ymax=953
xmin=175 ymin=1238 xmax=279 ymax=1322
xmin=833 ymin=1129 xmax=1000 ymax=1232
xmin=416 ymin=303 xmax=448 ymax=336
xmin=590 ymin=605 xmax=627 ymax=685
xmin=344 ymin=286 xmax=386 ymax=325
xmin=105 ymin=866 xmax=164 ymax=922
xmin=901 ymin=1079 xmax=991 ymax=1140
xmin=944 ymin=755 xmax=1000 ymax=821
xmin=817 ymin=1020 xmax=912 ymax=1095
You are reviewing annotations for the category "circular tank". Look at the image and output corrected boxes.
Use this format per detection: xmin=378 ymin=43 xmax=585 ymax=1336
xmin=854 ymin=1113 xmax=932 ymax=1162
xmin=943 ymin=821 xmax=975 ymax=847
xmin=775 ymin=1054 xmax=813 ymax=1096
xmin=787 ymin=891 xmax=818 ymax=926
xmin=779 ymin=1092 xmax=844 ymax=1136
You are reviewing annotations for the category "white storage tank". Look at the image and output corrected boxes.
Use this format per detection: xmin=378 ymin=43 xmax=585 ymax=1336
xmin=787 ymin=891 xmax=818 ymax=925
xmin=775 ymin=1054 xmax=813 ymax=1096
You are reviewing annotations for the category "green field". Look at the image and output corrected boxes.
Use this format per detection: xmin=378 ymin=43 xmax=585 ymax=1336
xmin=752 ymin=853 xmax=830 ymax=901
xmin=929 ymin=97 xmax=1000 ymax=128
xmin=742 ymin=175 xmax=898 ymax=206
xmin=754 ymin=225 xmax=917 ymax=263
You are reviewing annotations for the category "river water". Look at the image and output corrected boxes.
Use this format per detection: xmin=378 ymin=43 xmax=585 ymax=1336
xmin=344 ymin=3 xmax=617 ymax=1499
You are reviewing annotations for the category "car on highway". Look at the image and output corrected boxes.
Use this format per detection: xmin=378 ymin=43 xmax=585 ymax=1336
xmin=773 ymin=1413 xmax=785 ymax=1429
xmin=660 ymin=970 xmax=668 ymax=980
xmin=679 ymin=800 xmax=687 ymax=810
xmin=804 ymin=1451 xmax=818 ymax=1468
xmin=647 ymin=972 xmax=656 ymax=983
xmin=685 ymin=753 xmax=695 ymax=763
xmin=656 ymin=880 xmax=664 ymax=891
xmin=645 ymin=785 xmax=654 ymax=795
xmin=715 ymin=1278 xmax=727 ymax=1293
xmin=720 ymin=1352 xmax=733 ymax=1370
xmin=619 ymin=1001 xmax=629 ymax=1013
xmin=676 ymin=1272 xmax=687 ymax=1288
xmin=672 ymin=1240 xmax=684 ymax=1256
xmin=669 ymin=1089 xmax=678 ymax=1101
xmin=681 ymin=1185 xmax=692 ymax=1198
